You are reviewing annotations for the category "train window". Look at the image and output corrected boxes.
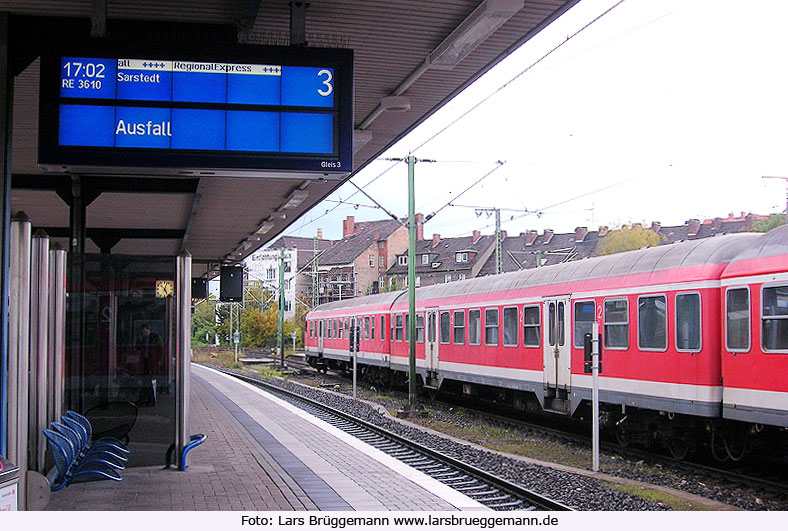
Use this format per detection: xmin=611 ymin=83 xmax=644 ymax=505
xmin=428 ymin=313 xmax=437 ymax=343
xmin=557 ymin=302 xmax=565 ymax=346
xmin=395 ymin=314 xmax=403 ymax=341
xmin=485 ymin=308 xmax=499 ymax=346
xmin=726 ymin=288 xmax=750 ymax=352
xmin=453 ymin=310 xmax=465 ymax=345
xmin=573 ymin=301 xmax=595 ymax=348
xmin=468 ymin=309 xmax=481 ymax=345
xmin=405 ymin=314 xmax=411 ymax=341
xmin=762 ymin=285 xmax=788 ymax=352
xmin=638 ymin=295 xmax=667 ymax=351
xmin=364 ymin=316 xmax=370 ymax=340
xmin=523 ymin=306 xmax=540 ymax=347
xmin=333 ymin=319 xmax=338 ymax=339
xmin=548 ymin=303 xmax=556 ymax=346
xmin=676 ymin=293 xmax=701 ymax=352
xmin=320 ymin=320 xmax=324 ymax=338
xmin=339 ymin=319 xmax=344 ymax=340
xmin=380 ymin=315 xmax=385 ymax=341
xmin=371 ymin=316 xmax=376 ymax=340
xmin=416 ymin=313 xmax=425 ymax=343
xmin=503 ymin=307 xmax=518 ymax=347
xmin=604 ymin=299 xmax=629 ymax=349
xmin=440 ymin=312 xmax=451 ymax=344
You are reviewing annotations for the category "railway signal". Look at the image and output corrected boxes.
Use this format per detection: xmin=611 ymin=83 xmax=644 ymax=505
xmin=584 ymin=326 xmax=603 ymax=472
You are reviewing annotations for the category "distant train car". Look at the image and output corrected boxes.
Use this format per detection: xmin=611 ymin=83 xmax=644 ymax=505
xmin=305 ymin=226 xmax=788 ymax=459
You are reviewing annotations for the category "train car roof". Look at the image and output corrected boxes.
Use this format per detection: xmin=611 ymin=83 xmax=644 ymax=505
xmin=309 ymin=231 xmax=769 ymax=315
xmin=722 ymin=224 xmax=788 ymax=278
xmin=401 ymin=232 xmax=763 ymax=305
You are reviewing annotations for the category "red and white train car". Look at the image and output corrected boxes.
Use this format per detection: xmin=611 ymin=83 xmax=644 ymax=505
xmin=305 ymin=226 xmax=788 ymax=458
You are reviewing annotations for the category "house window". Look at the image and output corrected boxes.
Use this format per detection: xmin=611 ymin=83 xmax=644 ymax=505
xmin=380 ymin=255 xmax=385 ymax=268
xmin=762 ymin=285 xmax=788 ymax=351
xmin=369 ymin=254 xmax=375 ymax=267
xmin=415 ymin=276 xmax=421 ymax=287
xmin=604 ymin=299 xmax=629 ymax=349
xmin=503 ymin=307 xmax=518 ymax=347
xmin=378 ymin=241 xmax=385 ymax=249
xmin=440 ymin=312 xmax=451 ymax=344
xmin=421 ymin=254 xmax=429 ymax=265
xmin=726 ymin=288 xmax=750 ymax=352
xmin=404 ymin=276 xmax=408 ymax=287
xmin=638 ymin=295 xmax=667 ymax=350
xmin=380 ymin=315 xmax=386 ymax=341
xmin=453 ymin=310 xmax=465 ymax=345
xmin=485 ymin=308 xmax=499 ymax=346
xmin=364 ymin=316 xmax=370 ymax=340
xmin=455 ymin=252 xmax=468 ymax=263
xmin=458 ymin=274 xmax=466 ymax=281
xmin=523 ymin=306 xmax=540 ymax=347
xmin=266 ymin=267 xmax=275 ymax=280
xmin=468 ymin=309 xmax=481 ymax=345
xmin=284 ymin=261 xmax=291 ymax=273
xmin=445 ymin=274 xmax=452 ymax=283
xmin=284 ymin=300 xmax=292 ymax=312
xmin=395 ymin=314 xmax=403 ymax=341
xmin=676 ymin=293 xmax=701 ymax=352
xmin=416 ymin=313 xmax=424 ymax=343
xmin=573 ymin=301 xmax=596 ymax=348
xmin=398 ymin=255 xmax=407 ymax=266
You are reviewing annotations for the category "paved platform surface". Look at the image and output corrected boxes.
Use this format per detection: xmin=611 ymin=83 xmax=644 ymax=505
xmin=45 ymin=364 xmax=486 ymax=511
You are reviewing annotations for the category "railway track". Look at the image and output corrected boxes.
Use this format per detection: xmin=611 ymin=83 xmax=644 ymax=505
xmin=218 ymin=367 xmax=571 ymax=511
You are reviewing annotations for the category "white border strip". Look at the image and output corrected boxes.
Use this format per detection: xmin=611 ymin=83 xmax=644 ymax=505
xmin=723 ymin=386 xmax=788 ymax=410
xmin=195 ymin=364 xmax=489 ymax=511
xmin=721 ymin=271 xmax=788 ymax=287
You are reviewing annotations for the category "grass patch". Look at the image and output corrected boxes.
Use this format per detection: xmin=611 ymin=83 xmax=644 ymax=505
xmin=600 ymin=481 xmax=716 ymax=511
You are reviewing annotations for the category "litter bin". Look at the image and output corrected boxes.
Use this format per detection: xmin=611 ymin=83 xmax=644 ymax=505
xmin=0 ymin=457 xmax=20 ymax=511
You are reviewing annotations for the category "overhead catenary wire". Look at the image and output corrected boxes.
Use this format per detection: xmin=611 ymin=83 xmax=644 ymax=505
xmin=288 ymin=0 xmax=629 ymax=237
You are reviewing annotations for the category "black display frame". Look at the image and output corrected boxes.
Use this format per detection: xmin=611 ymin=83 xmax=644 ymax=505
xmin=38 ymin=39 xmax=353 ymax=174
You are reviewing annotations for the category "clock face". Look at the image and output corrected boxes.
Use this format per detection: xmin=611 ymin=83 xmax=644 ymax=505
xmin=155 ymin=280 xmax=175 ymax=298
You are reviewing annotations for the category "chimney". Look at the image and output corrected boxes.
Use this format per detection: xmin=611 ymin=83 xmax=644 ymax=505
xmin=543 ymin=229 xmax=554 ymax=245
xmin=574 ymin=227 xmax=588 ymax=243
xmin=472 ymin=230 xmax=481 ymax=244
xmin=415 ymin=213 xmax=424 ymax=241
xmin=598 ymin=225 xmax=609 ymax=236
xmin=525 ymin=230 xmax=538 ymax=246
xmin=316 ymin=228 xmax=323 ymax=240
xmin=374 ymin=229 xmax=380 ymax=240
xmin=431 ymin=233 xmax=441 ymax=248
xmin=745 ymin=213 xmax=754 ymax=232
xmin=650 ymin=221 xmax=661 ymax=233
xmin=687 ymin=218 xmax=701 ymax=237
xmin=711 ymin=217 xmax=722 ymax=230
xmin=343 ymin=216 xmax=355 ymax=238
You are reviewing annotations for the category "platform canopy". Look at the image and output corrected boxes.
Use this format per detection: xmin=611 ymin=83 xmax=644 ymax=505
xmin=6 ymin=0 xmax=579 ymax=276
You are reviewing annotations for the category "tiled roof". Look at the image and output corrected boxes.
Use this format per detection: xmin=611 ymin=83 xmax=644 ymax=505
xmin=656 ymin=219 xmax=751 ymax=244
xmin=387 ymin=234 xmax=496 ymax=275
xmin=478 ymin=230 xmax=601 ymax=276
xmin=267 ymin=235 xmax=336 ymax=270
xmin=319 ymin=219 xmax=403 ymax=266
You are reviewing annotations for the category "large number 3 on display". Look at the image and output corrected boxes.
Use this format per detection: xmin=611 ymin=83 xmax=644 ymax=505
xmin=317 ymin=69 xmax=333 ymax=96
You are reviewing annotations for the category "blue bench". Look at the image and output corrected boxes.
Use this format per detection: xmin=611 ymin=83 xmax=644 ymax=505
xmin=43 ymin=411 xmax=132 ymax=491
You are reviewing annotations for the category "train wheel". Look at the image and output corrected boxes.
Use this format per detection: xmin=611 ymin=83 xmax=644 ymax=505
xmin=667 ymin=436 xmax=695 ymax=461
xmin=615 ymin=427 xmax=630 ymax=448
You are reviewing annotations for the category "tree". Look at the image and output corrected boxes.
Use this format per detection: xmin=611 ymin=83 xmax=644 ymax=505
xmin=600 ymin=225 xmax=665 ymax=256
xmin=754 ymin=213 xmax=787 ymax=233
xmin=192 ymin=297 xmax=217 ymax=346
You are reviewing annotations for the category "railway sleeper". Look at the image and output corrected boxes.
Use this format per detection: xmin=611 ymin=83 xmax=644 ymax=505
xmin=432 ymin=471 xmax=464 ymax=480
xmin=488 ymin=500 xmax=526 ymax=510
xmin=466 ymin=489 xmax=498 ymax=497
xmin=443 ymin=478 xmax=478 ymax=487
xmin=415 ymin=464 xmax=446 ymax=472
xmin=475 ymin=494 xmax=511 ymax=503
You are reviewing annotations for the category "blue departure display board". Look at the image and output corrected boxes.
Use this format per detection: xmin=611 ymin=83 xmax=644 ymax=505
xmin=39 ymin=42 xmax=353 ymax=174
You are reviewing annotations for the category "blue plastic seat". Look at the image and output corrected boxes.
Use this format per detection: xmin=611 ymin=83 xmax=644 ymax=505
xmin=60 ymin=417 xmax=128 ymax=461
xmin=43 ymin=429 xmax=122 ymax=491
xmin=51 ymin=422 xmax=126 ymax=469
xmin=66 ymin=410 xmax=131 ymax=453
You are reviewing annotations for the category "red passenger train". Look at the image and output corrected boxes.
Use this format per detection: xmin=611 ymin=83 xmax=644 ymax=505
xmin=305 ymin=226 xmax=788 ymax=459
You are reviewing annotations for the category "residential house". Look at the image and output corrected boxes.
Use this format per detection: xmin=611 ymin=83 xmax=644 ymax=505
xmin=387 ymin=230 xmax=496 ymax=287
xmin=314 ymin=215 xmax=414 ymax=304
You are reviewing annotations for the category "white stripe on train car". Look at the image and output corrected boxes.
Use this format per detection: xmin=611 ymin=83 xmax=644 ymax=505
xmin=724 ymin=387 xmax=788 ymax=411
xmin=721 ymin=271 xmax=788 ymax=287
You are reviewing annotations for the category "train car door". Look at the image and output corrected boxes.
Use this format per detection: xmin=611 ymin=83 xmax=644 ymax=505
xmin=543 ymin=297 xmax=571 ymax=391
xmin=426 ymin=309 xmax=439 ymax=372
xmin=318 ymin=319 xmax=324 ymax=354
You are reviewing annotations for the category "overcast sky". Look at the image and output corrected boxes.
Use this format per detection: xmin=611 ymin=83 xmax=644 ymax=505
xmin=284 ymin=0 xmax=788 ymax=242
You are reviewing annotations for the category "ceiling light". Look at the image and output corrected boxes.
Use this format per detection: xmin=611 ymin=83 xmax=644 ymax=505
xmin=281 ymin=189 xmax=309 ymax=209
xmin=429 ymin=0 xmax=523 ymax=70
xmin=380 ymin=96 xmax=411 ymax=112
xmin=256 ymin=220 xmax=275 ymax=234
